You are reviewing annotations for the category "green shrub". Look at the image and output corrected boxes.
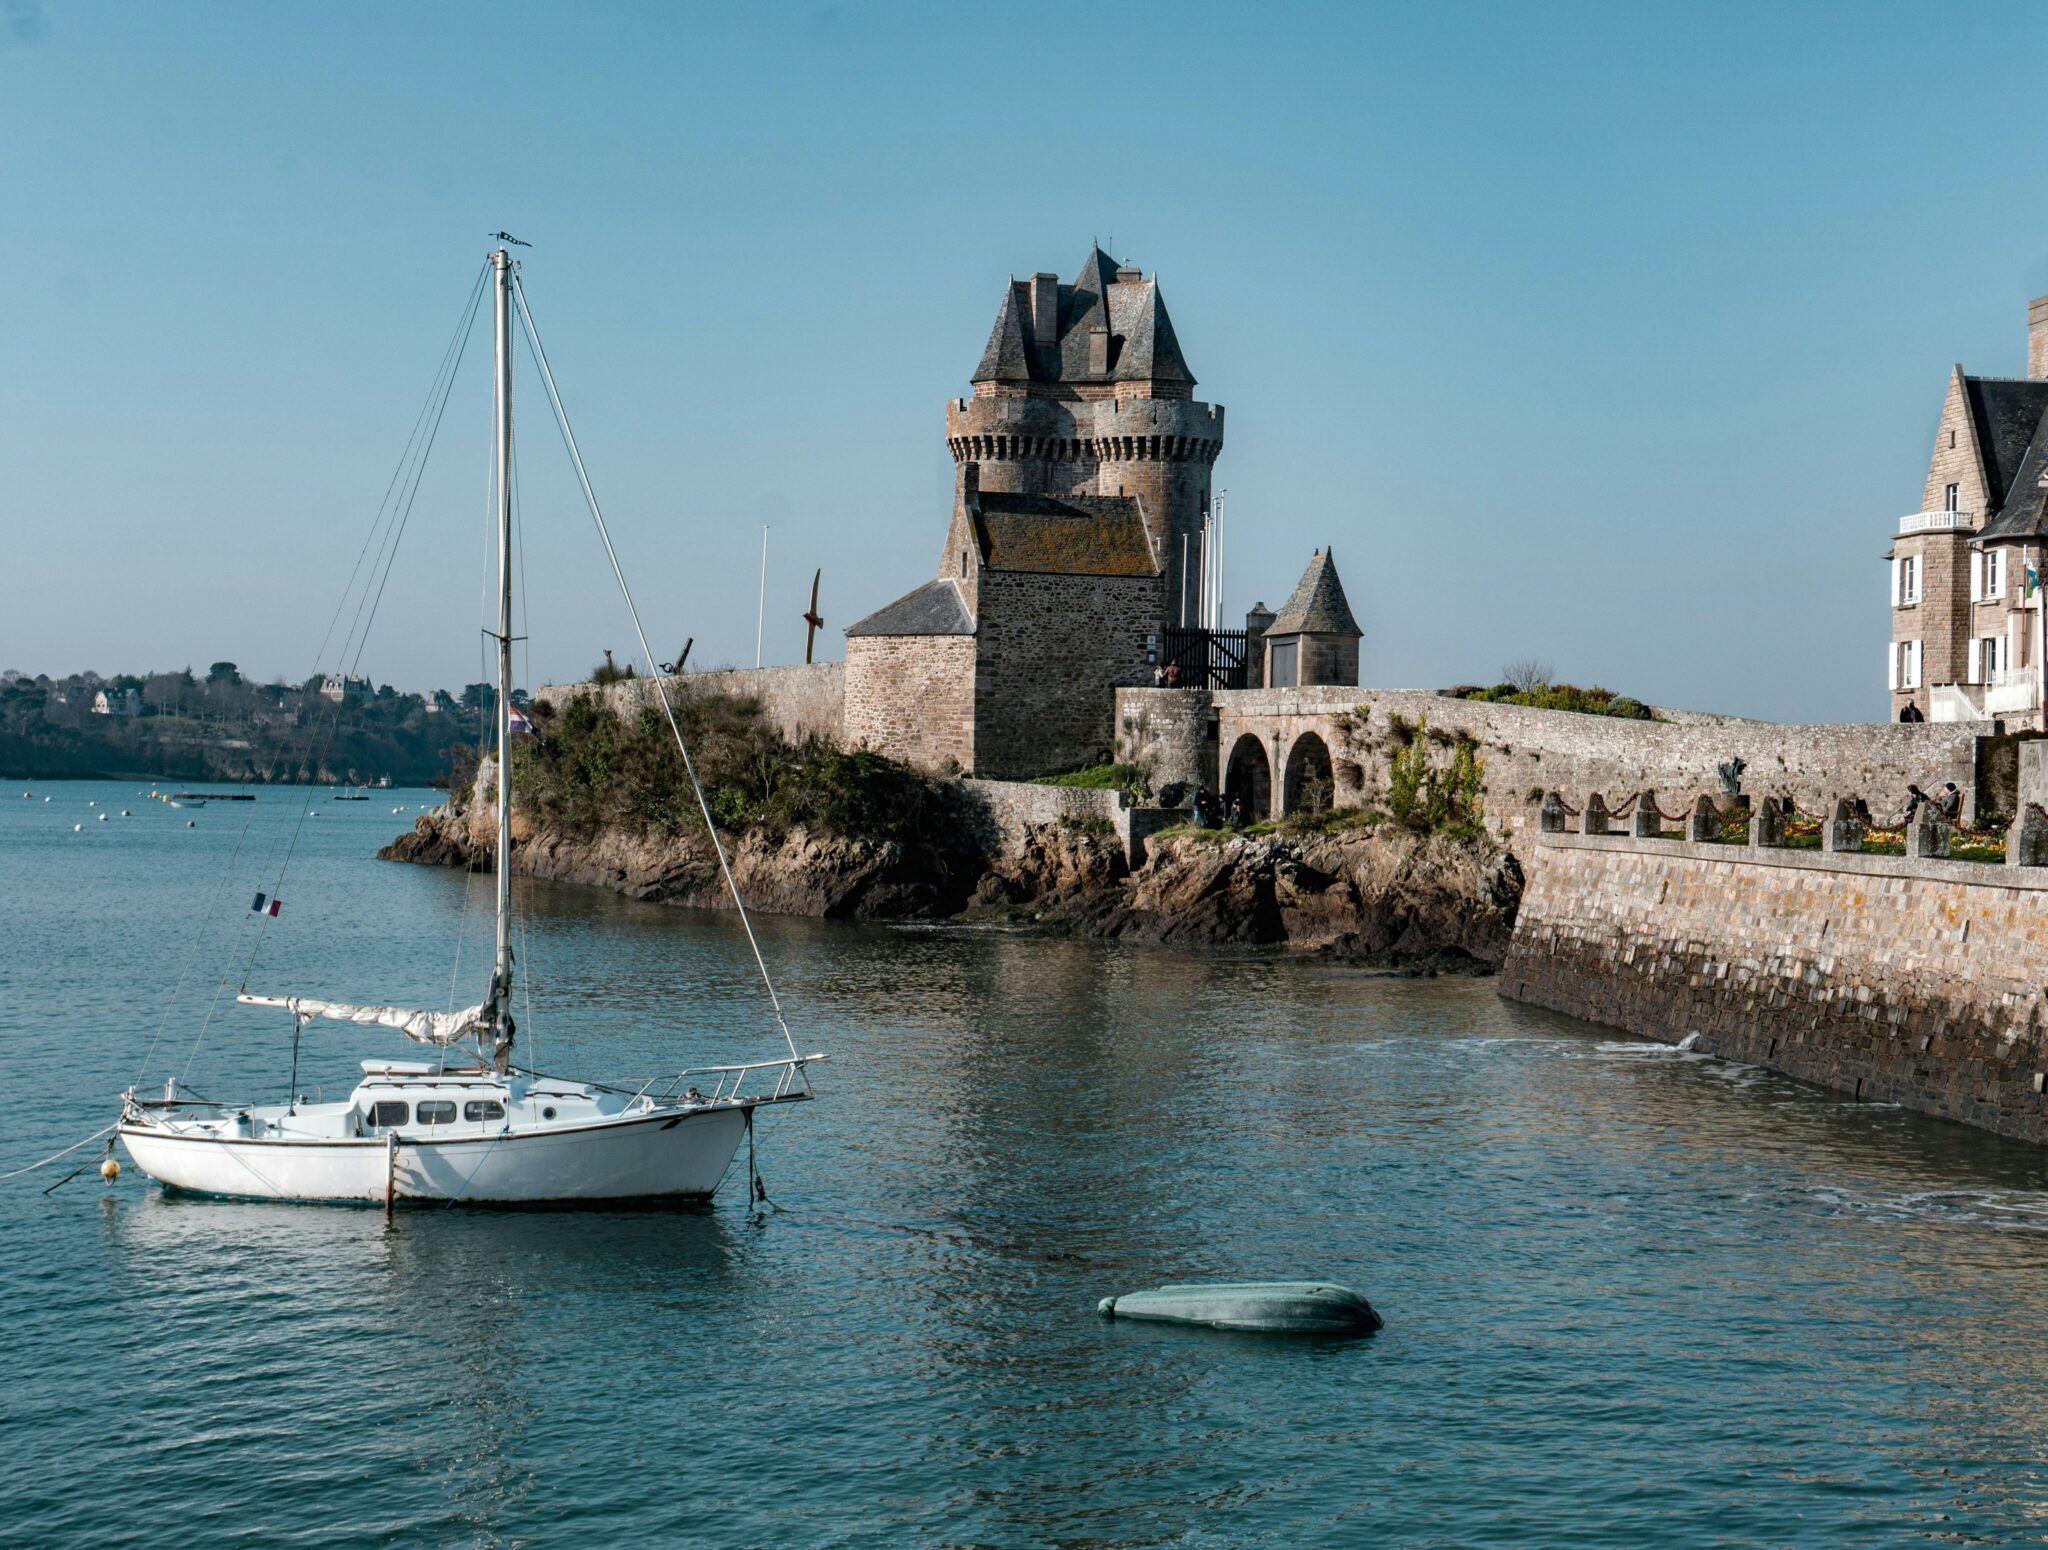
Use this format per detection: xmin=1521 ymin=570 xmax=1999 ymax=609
xmin=1449 ymin=681 xmax=1655 ymax=720
xmin=1385 ymin=714 xmax=1484 ymax=835
xmin=510 ymin=690 xmax=934 ymax=842
xmin=1030 ymin=759 xmax=1152 ymax=803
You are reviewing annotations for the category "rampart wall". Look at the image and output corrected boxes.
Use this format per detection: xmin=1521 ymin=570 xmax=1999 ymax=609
xmin=1502 ymin=830 xmax=2048 ymax=1145
xmin=1116 ymin=687 xmax=1988 ymax=847
xmin=535 ymin=663 xmax=846 ymax=747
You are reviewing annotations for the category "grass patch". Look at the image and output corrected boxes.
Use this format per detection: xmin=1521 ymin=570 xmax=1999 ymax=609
xmin=1447 ymin=681 xmax=1655 ymax=720
xmin=1029 ymin=759 xmax=1151 ymax=802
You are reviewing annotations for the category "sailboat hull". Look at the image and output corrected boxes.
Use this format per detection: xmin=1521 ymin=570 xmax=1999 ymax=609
xmin=118 ymin=1104 xmax=754 ymax=1205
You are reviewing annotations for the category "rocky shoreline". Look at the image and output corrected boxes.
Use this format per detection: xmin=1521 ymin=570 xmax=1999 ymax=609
xmin=380 ymin=796 xmax=1523 ymax=970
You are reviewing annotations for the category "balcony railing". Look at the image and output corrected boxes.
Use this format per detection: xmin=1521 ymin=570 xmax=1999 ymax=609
xmin=1899 ymin=509 xmax=1977 ymax=534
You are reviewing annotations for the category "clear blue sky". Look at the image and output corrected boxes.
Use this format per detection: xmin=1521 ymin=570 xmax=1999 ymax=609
xmin=6 ymin=0 xmax=2048 ymax=722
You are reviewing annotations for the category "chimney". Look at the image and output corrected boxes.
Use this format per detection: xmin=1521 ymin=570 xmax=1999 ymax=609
xmin=1087 ymin=325 xmax=1109 ymax=375
xmin=1115 ymin=266 xmax=1143 ymax=283
xmin=1029 ymin=272 xmax=1059 ymax=352
xmin=2029 ymin=297 xmax=2048 ymax=378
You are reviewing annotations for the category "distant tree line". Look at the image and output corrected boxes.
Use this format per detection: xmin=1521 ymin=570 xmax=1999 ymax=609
xmin=0 ymin=664 xmax=526 ymax=784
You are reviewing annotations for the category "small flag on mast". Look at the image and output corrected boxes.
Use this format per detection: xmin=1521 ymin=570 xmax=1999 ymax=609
xmin=251 ymin=892 xmax=281 ymax=917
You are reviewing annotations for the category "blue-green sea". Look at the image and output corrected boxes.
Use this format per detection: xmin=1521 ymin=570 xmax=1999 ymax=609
xmin=5 ymin=780 xmax=2048 ymax=1547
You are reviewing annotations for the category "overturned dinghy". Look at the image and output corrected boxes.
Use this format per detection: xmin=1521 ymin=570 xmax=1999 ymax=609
xmin=1098 ymin=1281 xmax=1381 ymax=1334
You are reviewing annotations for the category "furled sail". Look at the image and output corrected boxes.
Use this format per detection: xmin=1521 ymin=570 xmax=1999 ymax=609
xmin=237 ymin=993 xmax=485 ymax=1047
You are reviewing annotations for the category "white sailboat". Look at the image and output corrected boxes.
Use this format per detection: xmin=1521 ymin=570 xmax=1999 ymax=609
xmin=118 ymin=245 xmax=822 ymax=1205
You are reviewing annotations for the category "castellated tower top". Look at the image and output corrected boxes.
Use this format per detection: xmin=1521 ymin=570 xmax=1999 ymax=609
xmin=971 ymin=244 xmax=1196 ymax=398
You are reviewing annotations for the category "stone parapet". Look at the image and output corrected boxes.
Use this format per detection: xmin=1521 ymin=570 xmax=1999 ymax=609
xmin=1502 ymin=830 xmax=2048 ymax=1144
xmin=1192 ymin=687 xmax=1985 ymax=847
xmin=535 ymin=663 xmax=844 ymax=748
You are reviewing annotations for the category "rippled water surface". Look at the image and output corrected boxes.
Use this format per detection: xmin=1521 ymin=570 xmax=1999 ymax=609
xmin=7 ymin=782 xmax=2048 ymax=1547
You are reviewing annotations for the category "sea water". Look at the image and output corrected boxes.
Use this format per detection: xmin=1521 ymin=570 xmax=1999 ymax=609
xmin=5 ymin=780 xmax=2048 ymax=1547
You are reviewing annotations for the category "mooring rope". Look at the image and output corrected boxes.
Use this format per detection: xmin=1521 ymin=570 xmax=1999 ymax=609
xmin=0 ymin=1123 xmax=117 ymax=1183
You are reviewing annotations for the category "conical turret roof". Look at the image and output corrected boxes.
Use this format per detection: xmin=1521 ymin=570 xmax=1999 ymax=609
xmin=1266 ymin=549 xmax=1360 ymax=636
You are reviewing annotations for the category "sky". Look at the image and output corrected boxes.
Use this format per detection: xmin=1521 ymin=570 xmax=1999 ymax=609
xmin=7 ymin=1 xmax=2048 ymax=723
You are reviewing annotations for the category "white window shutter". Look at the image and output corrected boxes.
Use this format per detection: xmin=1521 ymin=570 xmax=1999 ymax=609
xmin=1892 ymin=557 xmax=1903 ymax=607
xmin=1889 ymin=642 xmax=1900 ymax=691
xmin=1969 ymin=638 xmax=1981 ymax=682
xmin=1972 ymin=550 xmax=1985 ymax=601
xmin=1994 ymin=549 xmax=2007 ymax=598
xmin=1911 ymin=640 xmax=1923 ymax=688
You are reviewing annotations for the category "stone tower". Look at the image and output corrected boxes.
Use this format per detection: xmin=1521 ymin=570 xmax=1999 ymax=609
xmin=944 ymin=245 xmax=1223 ymax=630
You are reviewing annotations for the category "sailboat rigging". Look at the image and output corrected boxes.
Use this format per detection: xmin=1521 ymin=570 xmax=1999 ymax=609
xmin=116 ymin=245 xmax=822 ymax=1205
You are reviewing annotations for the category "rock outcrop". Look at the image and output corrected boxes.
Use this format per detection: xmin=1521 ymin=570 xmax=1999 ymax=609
xmin=382 ymin=798 xmax=1522 ymax=969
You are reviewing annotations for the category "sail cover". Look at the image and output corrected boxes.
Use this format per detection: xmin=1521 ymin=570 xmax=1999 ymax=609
xmin=237 ymin=993 xmax=485 ymax=1047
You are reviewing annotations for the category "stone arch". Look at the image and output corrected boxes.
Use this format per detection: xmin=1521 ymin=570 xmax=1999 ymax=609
xmin=1224 ymin=733 xmax=1272 ymax=822
xmin=1282 ymin=731 xmax=1335 ymax=816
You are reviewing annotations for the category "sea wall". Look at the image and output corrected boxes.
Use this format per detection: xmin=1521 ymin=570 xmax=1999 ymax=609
xmin=534 ymin=663 xmax=844 ymax=747
xmin=1501 ymin=830 xmax=2048 ymax=1144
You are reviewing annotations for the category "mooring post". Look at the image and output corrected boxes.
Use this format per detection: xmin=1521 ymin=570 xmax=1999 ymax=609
xmin=2009 ymin=805 xmax=2048 ymax=868
xmin=1822 ymin=798 xmax=1862 ymax=854
xmin=1632 ymin=791 xmax=1660 ymax=838
xmin=1750 ymin=796 xmax=1784 ymax=849
xmin=1909 ymin=817 xmax=1951 ymax=860
xmin=1687 ymin=794 xmax=1717 ymax=843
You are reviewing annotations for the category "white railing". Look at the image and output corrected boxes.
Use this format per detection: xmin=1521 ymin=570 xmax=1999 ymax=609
xmin=628 ymin=1054 xmax=827 ymax=1108
xmin=1899 ymin=509 xmax=1977 ymax=534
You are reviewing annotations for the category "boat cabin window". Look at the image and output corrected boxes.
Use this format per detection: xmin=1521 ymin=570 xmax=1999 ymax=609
xmin=367 ymin=1101 xmax=408 ymax=1128
xmin=416 ymin=1101 xmax=457 ymax=1125
xmin=464 ymin=1100 xmax=506 ymax=1122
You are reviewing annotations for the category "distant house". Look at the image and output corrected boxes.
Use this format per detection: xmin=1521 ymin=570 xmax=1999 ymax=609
xmin=423 ymin=689 xmax=459 ymax=715
xmin=89 ymin=689 xmax=140 ymax=717
xmin=319 ymin=674 xmax=373 ymax=703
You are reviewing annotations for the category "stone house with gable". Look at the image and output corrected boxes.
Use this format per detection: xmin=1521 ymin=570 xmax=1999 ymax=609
xmin=846 ymin=463 xmax=1161 ymax=778
xmin=1891 ymin=299 xmax=2048 ymax=725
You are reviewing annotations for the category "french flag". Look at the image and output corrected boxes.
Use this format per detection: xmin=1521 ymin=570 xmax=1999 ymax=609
xmin=251 ymin=892 xmax=282 ymax=917
xmin=507 ymin=705 xmax=534 ymax=736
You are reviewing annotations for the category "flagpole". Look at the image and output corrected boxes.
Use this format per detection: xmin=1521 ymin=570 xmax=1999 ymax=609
xmin=756 ymin=525 xmax=768 ymax=669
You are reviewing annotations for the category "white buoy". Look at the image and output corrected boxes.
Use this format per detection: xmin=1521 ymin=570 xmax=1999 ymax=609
xmin=120 ymin=810 xmax=130 ymax=817
xmin=97 ymin=813 xmax=107 ymax=822
xmin=186 ymin=820 xmax=195 ymax=828
xmin=43 ymin=796 xmax=51 ymax=802
xmin=73 ymin=823 xmax=82 ymax=832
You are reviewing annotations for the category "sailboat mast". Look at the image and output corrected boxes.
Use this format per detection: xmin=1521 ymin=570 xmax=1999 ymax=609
xmin=489 ymin=246 xmax=516 ymax=1073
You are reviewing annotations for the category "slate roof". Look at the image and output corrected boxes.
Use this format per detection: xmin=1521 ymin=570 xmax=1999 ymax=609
xmin=1966 ymin=378 xmax=2048 ymax=521
xmin=845 ymin=579 xmax=975 ymax=638
xmin=1266 ymin=549 xmax=1361 ymax=637
xmin=1963 ymin=378 xmax=2048 ymax=542
xmin=971 ymin=244 xmax=1196 ymax=388
xmin=973 ymin=491 xmax=1157 ymax=576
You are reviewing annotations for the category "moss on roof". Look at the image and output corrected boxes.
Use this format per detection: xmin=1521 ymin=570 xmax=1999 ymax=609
xmin=972 ymin=492 xmax=1157 ymax=577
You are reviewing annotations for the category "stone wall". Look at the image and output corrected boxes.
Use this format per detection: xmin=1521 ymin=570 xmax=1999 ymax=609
xmin=1117 ymin=686 xmax=1986 ymax=839
xmin=1115 ymin=687 xmax=1214 ymax=800
xmin=1502 ymin=830 xmax=2048 ymax=1144
xmin=844 ymin=635 xmax=977 ymax=772
xmin=950 ymin=778 xmax=1123 ymax=859
xmin=972 ymin=570 xmax=1161 ymax=779
xmin=535 ymin=663 xmax=844 ymax=746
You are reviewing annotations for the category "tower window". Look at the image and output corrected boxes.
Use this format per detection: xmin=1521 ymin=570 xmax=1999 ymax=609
xmin=1950 ymin=430 xmax=1957 ymax=449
